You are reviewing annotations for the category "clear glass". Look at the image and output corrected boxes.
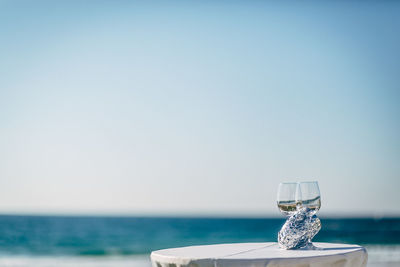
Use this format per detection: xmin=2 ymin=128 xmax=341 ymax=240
xmin=277 ymin=182 xmax=300 ymax=216
xmin=298 ymin=181 xmax=321 ymax=214
xmin=277 ymin=181 xmax=322 ymax=250
xmin=298 ymin=181 xmax=321 ymax=249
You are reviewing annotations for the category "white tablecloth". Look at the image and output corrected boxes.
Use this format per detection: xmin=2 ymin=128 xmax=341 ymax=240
xmin=151 ymin=242 xmax=367 ymax=267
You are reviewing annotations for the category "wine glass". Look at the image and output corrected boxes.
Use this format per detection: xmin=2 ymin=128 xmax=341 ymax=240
xmin=298 ymin=181 xmax=321 ymax=214
xmin=277 ymin=182 xmax=300 ymax=216
xmin=298 ymin=181 xmax=321 ymax=249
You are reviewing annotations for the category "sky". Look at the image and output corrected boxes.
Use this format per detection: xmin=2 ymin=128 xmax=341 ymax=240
xmin=0 ymin=0 xmax=399 ymax=217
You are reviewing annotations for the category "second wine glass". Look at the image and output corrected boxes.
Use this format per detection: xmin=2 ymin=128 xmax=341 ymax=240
xmin=298 ymin=181 xmax=321 ymax=214
xmin=298 ymin=181 xmax=321 ymax=250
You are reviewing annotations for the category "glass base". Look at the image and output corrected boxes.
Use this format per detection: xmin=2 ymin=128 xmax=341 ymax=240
xmin=298 ymin=242 xmax=322 ymax=250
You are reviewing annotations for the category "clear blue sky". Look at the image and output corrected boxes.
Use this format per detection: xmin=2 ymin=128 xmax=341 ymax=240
xmin=0 ymin=1 xmax=399 ymax=216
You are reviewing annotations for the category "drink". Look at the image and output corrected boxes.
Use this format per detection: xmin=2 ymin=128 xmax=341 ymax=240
xmin=277 ymin=201 xmax=299 ymax=215
xmin=301 ymin=196 xmax=321 ymax=212
xmin=276 ymin=182 xmax=299 ymax=216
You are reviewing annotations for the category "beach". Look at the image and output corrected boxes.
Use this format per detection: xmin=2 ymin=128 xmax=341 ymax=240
xmin=1 ymin=0 xmax=399 ymax=266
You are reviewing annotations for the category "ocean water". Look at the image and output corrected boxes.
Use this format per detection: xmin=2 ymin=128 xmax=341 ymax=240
xmin=0 ymin=216 xmax=399 ymax=266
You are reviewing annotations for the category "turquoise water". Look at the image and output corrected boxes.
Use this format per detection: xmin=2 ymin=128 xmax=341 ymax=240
xmin=0 ymin=215 xmax=399 ymax=266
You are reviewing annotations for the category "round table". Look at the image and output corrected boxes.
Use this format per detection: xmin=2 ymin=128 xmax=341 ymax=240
xmin=151 ymin=242 xmax=368 ymax=267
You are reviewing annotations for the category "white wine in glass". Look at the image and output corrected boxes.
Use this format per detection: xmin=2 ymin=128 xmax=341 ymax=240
xmin=277 ymin=182 xmax=300 ymax=216
xmin=298 ymin=181 xmax=321 ymax=214
xmin=298 ymin=181 xmax=321 ymax=249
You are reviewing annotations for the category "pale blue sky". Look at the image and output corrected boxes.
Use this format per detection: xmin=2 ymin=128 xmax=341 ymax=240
xmin=0 ymin=1 xmax=399 ymax=216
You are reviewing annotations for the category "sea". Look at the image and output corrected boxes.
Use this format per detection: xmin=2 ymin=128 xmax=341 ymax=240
xmin=0 ymin=215 xmax=399 ymax=267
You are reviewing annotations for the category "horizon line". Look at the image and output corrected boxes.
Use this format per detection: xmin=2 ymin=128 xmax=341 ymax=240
xmin=0 ymin=211 xmax=398 ymax=219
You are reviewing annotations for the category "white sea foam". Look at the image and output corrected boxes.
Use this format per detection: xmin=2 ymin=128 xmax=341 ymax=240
xmin=365 ymin=245 xmax=400 ymax=266
xmin=0 ymin=255 xmax=151 ymax=267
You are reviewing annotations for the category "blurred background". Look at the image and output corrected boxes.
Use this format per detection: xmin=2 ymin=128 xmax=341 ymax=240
xmin=0 ymin=0 xmax=399 ymax=266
